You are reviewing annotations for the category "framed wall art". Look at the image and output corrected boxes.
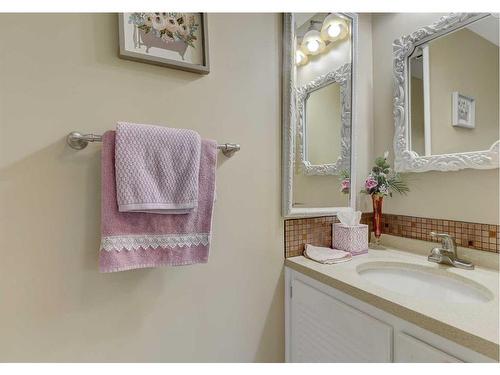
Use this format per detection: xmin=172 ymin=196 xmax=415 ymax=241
xmin=118 ymin=13 xmax=210 ymax=74
xmin=452 ymin=91 xmax=475 ymax=129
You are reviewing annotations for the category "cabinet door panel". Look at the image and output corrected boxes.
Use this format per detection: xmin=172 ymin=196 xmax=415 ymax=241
xmin=290 ymin=278 xmax=392 ymax=362
xmin=395 ymin=332 xmax=463 ymax=363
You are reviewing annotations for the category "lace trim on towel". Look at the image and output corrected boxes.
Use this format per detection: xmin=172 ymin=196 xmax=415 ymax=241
xmin=100 ymin=233 xmax=210 ymax=252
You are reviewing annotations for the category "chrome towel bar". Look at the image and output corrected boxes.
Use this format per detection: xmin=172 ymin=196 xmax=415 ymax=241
xmin=66 ymin=131 xmax=240 ymax=157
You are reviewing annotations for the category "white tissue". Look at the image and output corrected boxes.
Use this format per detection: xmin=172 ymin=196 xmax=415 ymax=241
xmin=337 ymin=209 xmax=362 ymax=226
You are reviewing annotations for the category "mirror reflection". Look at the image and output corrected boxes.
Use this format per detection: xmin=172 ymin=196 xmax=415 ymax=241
xmin=409 ymin=14 xmax=499 ymax=156
xmin=305 ymin=83 xmax=342 ymax=165
xmin=291 ymin=13 xmax=353 ymax=209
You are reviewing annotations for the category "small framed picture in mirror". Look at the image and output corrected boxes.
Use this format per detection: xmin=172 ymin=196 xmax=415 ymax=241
xmin=118 ymin=13 xmax=210 ymax=74
xmin=452 ymin=92 xmax=475 ymax=129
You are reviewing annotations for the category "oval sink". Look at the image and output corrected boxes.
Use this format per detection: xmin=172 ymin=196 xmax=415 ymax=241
xmin=357 ymin=262 xmax=493 ymax=304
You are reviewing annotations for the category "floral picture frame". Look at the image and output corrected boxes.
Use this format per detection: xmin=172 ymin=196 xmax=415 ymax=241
xmin=452 ymin=91 xmax=475 ymax=128
xmin=118 ymin=13 xmax=210 ymax=74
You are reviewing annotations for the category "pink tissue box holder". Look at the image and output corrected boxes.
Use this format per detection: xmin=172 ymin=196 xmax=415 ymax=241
xmin=332 ymin=223 xmax=368 ymax=256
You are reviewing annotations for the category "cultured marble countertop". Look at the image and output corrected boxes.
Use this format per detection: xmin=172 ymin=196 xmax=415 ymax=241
xmin=285 ymin=246 xmax=499 ymax=360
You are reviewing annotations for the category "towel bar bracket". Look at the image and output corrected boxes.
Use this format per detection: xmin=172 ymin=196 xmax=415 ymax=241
xmin=66 ymin=131 xmax=240 ymax=157
xmin=67 ymin=132 xmax=102 ymax=150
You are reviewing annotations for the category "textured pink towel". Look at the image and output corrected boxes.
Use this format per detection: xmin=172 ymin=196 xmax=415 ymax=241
xmin=99 ymin=131 xmax=217 ymax=273
xmin=115 ymin=122 xmax=201 ymax=214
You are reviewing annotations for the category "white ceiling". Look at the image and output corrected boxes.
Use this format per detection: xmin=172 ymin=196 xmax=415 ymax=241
xmin=294 ymin=13 xmax=329 ymax=38
xmin=466 ymin=14 xmax=499 ymax=47
xmin=295 ymin=14 xmax=317 ymax=30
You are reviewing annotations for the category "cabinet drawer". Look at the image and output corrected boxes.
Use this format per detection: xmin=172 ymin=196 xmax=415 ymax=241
xmin=394 ymin=332 xmax=463 ymax=363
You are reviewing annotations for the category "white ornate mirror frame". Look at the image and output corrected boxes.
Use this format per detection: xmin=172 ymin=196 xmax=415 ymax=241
xmin=393 ymin=13 xmax=499 ymax=172
xmin=296 ymin=63 xmax=351 ymax=175
xmin=282 ymin=13 xmax=358 ymax=217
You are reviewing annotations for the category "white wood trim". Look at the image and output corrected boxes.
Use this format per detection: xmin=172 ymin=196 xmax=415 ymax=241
xmin=422 ymin=44 xmax=432 ymax=156
xmin=284 ymin=267 xmax=292 ymax=362
xmin=348 ymin=12 xmax=359 ymax=212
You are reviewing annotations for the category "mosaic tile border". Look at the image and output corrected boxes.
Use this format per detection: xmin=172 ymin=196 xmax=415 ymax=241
xmin=284 ymin=213 xmax=499 ymax=258
xmin=382 ymin=214 xmax=499 ymax=253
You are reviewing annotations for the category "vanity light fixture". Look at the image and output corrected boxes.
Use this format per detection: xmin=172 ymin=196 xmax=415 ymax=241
xmin=295 ymin=50 xmax=309 ymax=66
xmin=321 ymin=14 xmax=349 ymax=42
xmin=300 ymin=29 xmax=326 ymax=56
xmin=296 ymin=14 xmax=351 ymax=66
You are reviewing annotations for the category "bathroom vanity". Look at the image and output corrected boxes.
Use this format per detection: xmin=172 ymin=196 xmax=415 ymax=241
xmin=281 ymin=11 xmax=500 ymax=363
xmin=284 ymin=245 xmax=499 ymax=362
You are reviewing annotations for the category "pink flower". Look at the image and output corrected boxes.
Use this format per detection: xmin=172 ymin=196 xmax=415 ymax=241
xmin=340 ymin=178 xmax=350 ymax=193
xmin=365 ymin=176 xmax=378 ymax=190
xmin=341 ymin=179 xmax=350 ymax=189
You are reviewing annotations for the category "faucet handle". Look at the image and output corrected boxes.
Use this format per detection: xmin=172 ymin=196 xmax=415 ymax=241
xmin=430 ymin=232 xmax=475 ymax=270
xmin=430 ymin=232 xmax=457 ymax=255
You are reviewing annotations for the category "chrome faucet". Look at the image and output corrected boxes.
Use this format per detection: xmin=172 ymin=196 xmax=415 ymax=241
xmin=428 ymin=232 xmax=474 ymax=270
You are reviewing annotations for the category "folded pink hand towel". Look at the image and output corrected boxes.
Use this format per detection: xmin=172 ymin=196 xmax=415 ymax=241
xmin=99 ymin=131 xmax=217 ymax=273
xmin=115 ymin=122 xmax=201 ymax=214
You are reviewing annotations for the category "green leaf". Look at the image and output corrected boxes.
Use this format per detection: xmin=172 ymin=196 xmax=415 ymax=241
xmin=386 ymin=174 xmax=410 ymax=195
xmin=339 ymin=169 xmax=350 ymax=180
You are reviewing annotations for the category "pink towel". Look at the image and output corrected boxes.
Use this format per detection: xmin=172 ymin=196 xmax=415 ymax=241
xmin=115 ymin=122 xmax=201 ymax=214
xmin=99 ymin=131 xmax=217 ymax=273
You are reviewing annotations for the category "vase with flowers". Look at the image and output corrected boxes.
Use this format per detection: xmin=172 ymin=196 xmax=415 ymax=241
xmin=339 ymin=169 xmax=350 ymax=195
xmin=361 ymin=151 xmax=409 ymax=248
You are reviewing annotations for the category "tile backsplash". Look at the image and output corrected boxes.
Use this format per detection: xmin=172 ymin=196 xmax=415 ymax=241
xmin=284 ymin=213 xmax=372 ymax=258
xmin=382 ymin=214 xmax=499 ymax=253
xmin=284 ymin=213 xmax=499 ymax=258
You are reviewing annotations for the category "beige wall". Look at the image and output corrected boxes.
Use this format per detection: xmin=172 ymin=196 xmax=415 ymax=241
xmin=428 ymin=28 xmax=499 ymax=154
xmin=293 ymin=173 xmax=348 ymax=207
xmin=371 ymin=13 xmax=499 ymax=224
xmin=0 ymin=14 xmax=284 ymax=362
xmin=306 ymin=84 xmax=342 ymax=165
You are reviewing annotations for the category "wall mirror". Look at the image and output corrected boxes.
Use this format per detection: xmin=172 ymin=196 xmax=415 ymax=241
xmin=297 ymin=63 xmax=351 ymax=175
xmin=394 ymin=13 xmax=499 ymax=172
xmin=282 ymin=13 xmax=358 ymax=217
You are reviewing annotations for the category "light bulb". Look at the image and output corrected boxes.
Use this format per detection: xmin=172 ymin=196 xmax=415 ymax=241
xmin=295 ymin=50 xmax=308 ymax=66
xmin=300 ymin=30 xmax=325 ymax=56
xmin=306 ymin=40 xmax=320 ymax=53
xmin=295 ymin=52 xmax=302 ymax=64
xmin=327 ymin=24 xmax=342 ymax=38
xmin=320 ymin=14 xmax=349 ymax=42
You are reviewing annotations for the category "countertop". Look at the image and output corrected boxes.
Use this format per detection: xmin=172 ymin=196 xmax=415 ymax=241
xmin=285 ymin=246 xmax=499 ymax=360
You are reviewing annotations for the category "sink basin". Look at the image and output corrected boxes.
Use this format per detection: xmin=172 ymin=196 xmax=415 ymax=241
xmin=357 ymin=262 xmax=493 ymax=304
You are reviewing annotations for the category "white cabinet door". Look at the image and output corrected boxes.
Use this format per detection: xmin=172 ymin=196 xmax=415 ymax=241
xmin=290 ymin=277 xmax=393 ymax=362
xmin=394 ymin=332 xmax=463 ymax=363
